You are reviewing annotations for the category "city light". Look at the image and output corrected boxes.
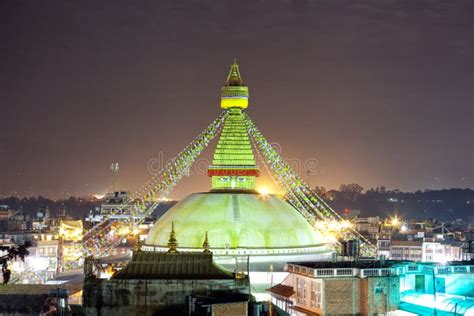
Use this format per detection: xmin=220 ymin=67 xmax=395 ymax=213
xmin=340 ymin=220 xmax=353 ymax=229
xmin=258 ymin=186 xmax=271 ymax=196
xmin=99 ymin=265 xmax=116 ymax=280
xmin=156 ymin=197 xmax=172 ymax=202
xmin=113 ymin=225 xmax=131 ymax=236
xmin=59 ymin=220 xmax=83 ymax=242
xmin=132 ymin=228 xmax=140 ymax=236
xmin=314 ymin=219 xmax=354 ymax=242
xmin=389 ymin=215 xmax=402 ymax=227
xmin=25 ymin=257 xmax=49 ymax=272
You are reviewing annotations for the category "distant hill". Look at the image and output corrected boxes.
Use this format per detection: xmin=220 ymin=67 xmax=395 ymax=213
xmin=318 ymin=186 xmax=474 ymax=221
xmin=0 ymin=187 xmax=472 ymax=221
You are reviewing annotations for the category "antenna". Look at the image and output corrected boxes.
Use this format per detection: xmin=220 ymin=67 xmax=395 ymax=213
xmin=110 ymin=163 xmax=119 ymax=193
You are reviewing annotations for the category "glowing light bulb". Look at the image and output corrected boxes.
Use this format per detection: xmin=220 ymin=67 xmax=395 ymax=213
xmin=341 ymin=220 xmax=352 ymax=229
xmin=258 ymin=186 xmax=271 ymax=195
xmin=390 ymin=215 xmax=401 ymax=227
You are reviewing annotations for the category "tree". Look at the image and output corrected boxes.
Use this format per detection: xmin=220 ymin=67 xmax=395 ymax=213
xmin=0 ymin=241 xmax=32 ymax=284
xmin=339 ymin=183 xmax=364 ymax=201
xmin=314 ymin=186 xmax=327 ymax=197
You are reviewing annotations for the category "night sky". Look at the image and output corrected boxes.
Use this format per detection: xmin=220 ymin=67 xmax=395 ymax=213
xmin=1 ymin=0 xmax=473 ymax=199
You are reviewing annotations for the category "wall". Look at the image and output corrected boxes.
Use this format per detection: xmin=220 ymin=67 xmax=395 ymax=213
xmin=323 ymin=278 xmax=361 ymax=315
xmin=212 ymin=302 xmax=248 ymax=315
xmin=288 ymin=273 xmax=323 ymax=314
xmin=286 ymin=273 xmax=400 ymax=315
xmin=83 ymin=278 xmax=250 ymax=316
xmin=442 ymin=274 xmax=474 ymax=296
xmin=400 ymin=272 xmax=474 ymax=297
xmin=399 ymin=273 xmax=415 ymax=292
xmin=362 ymin=276 xmax=400 ymax=315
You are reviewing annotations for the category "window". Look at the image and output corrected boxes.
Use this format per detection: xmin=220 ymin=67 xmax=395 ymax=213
xmin=310 ymin=281 xmax=321 ymax=308
xmin=296 ymin=277 xmax=306 ymax=305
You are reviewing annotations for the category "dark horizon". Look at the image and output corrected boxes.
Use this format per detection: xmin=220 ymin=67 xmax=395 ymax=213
xmin=1 ymin=187 xmax=472 ymax=222
xmin=1 ymin=0 xmax=473 ymax=199
xmin=1 ymin=184 xmax=473 ymax=200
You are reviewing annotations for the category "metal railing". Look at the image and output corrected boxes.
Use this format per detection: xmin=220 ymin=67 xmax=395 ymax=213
xmin=285 ymin=263 xmax=474 ymax=279
xmin=286 ymin=263 xmax=395 ymax=278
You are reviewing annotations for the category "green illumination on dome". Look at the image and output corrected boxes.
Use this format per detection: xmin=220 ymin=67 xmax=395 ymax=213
xmin=144 ymin=61 xmax=328 ymax=257
xmin=145 ymin=192 xmax=324 ymax=249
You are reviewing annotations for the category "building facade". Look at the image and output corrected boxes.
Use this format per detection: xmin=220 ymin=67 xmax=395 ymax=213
xmin=83 ymin=249 xmax=254 ymax=315
xmin=270 ymin=261 xmax=400 ymax=315
xmin=270 ymin=260 xmax=474 ymax=315
xmin=389 ymin=239 xmax=463 ymax=262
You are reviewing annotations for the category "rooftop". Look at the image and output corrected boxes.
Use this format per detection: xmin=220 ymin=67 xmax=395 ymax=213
xmin=290 ymin=259 xmax=474 ymax=269
xmin=0 ymin=283 xmax=82 ymax=296
xmin=113 ymin=251 xmax=235 ymax=280
xmin=288 ymin=260 xmax=400 ymax=270
xmin=267 ymin=284 xmax=295 ymax=298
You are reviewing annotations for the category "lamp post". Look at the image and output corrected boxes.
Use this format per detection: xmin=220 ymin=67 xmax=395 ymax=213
xmin=269 ymin=264 xmax=274 ymax=316
xmin=432 ymin=269 xmax=437 ymax=316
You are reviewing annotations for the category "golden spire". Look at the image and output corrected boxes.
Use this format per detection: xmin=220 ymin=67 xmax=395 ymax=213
xmin=220 ymin=59 xmax=249 ymax=109
xmin=134 ymin=238 xmax=142 ymax=252
xmin=167 ymin=222 xmax=178 ymax=253
xmin=202 ymin=231 xmax=211 ymax=253
xmin=225 ymin=59 xmax=244 ymax=86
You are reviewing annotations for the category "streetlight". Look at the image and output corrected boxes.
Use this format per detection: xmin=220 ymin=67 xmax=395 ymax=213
xmin=432 ymin=268 xmax=437 ymax=316
xmin=389 ymin=215 xmax=401 ymax=227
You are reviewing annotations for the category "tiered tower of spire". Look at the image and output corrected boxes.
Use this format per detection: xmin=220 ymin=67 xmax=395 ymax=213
xmin=207 ymin=60 xmax=259 ymax=191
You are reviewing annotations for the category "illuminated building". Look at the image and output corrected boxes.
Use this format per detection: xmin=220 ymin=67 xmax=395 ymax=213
xmin=354 ymin=216 xmax=381 ymax=237
xmin=376 ymin=237 xmax=391 ymax=259
xmin=83 ymin=232 xmax=255 ymax=315
xmin=84 ymin=58 xmax=375 ymax=262
xmin=85 ymin=191 xmax=135 ymax=224
xmin=0 ymin=236 xmax=59 ymax=284
xmin=0 ymin=205 xmax=9 ymax=221
xmin=58 ymin=220 xmax=84 ymax=272
xmin=82 ymin=60 xmax=377 ymax=308
xmin=143 ymin=61 xmax=332 ymax=296
xmin=389 ymin=239 xmax=464 ymax=262
xmin=32 ymin=239 xmax=59 ymax=277
xmin=85 ymin=191 xmax=150 ymax=257
xmin=270 ymin=260 xmax=474 ymax=315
